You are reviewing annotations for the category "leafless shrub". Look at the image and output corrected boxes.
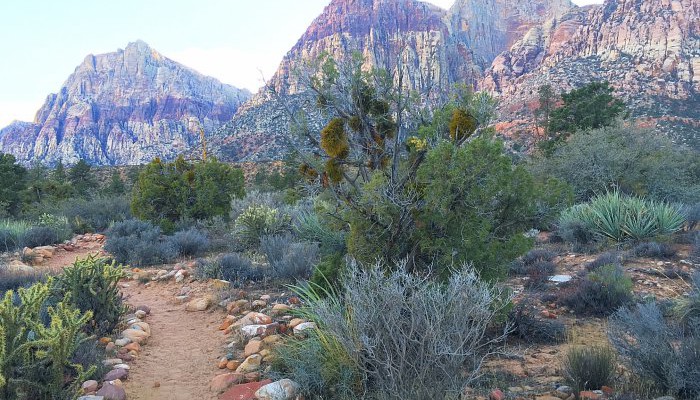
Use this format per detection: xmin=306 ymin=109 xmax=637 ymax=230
xmin=288 ymin=260 xmax=511 ymax=399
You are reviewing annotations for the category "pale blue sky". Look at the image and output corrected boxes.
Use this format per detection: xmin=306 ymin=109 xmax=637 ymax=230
xmin=0 ymin=0 xmax=601 ymax=127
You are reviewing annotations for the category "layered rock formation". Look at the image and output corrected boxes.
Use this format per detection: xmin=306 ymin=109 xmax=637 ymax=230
xmin=483 ymin=0 xmax=700 ymax=148
xmin=216 ymin=0 xmax=576 ymax=161
xmin=0 ymin=41 xmax=251 ymax=165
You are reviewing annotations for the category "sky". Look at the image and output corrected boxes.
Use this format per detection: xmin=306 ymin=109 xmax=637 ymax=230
xmin=0 ymin=0 xmax=602 ymax=127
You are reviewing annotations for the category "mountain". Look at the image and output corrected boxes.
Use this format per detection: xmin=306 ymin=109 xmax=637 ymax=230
xmin=0 ymin=40 xmax=251 ymax=165
xmin=483 ymin=0 xmax=700 ymax=148
xmin=215 ymin=0 xmax=575 ymax=161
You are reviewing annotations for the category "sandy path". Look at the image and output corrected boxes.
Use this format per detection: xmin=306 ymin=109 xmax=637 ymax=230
xmin=121 ymin=282 xmax=226 ymax=400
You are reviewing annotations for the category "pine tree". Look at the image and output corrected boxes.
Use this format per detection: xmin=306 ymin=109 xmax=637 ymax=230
xmin=68 ymin=159 xmax=98 ymax=198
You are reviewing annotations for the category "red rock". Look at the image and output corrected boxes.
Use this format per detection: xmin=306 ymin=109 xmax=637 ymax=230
xmin=579 ymin=391 xmax=600 ymax=400
xmin=211 ymin=372 xmax=244 ymax=393
xmin=219 ymin=379 xmax=272 ymax=400
xmin=489 ymin=389 xmax=505 ymax=400
xmin=226 ymin=360 xmax=241 ymax=371
xmin=601 ymin=386 xmax=614 ymax=396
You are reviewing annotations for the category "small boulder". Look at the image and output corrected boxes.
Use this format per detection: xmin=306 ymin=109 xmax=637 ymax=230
xmin=489 ymin=389 xmax=505 ymax=400
xmin=210 ymin=372 xmax=244 ymax=393
xmin=271 ymin=304 xmax=291 ymax=316
xmin=236 ymin=354 xmax=262 ymax=373
xmin=121 ymin=329 xmax=149 ymax=344
xmin=104 ymin=368 xmax=128 ymax=381
xmin=186 ymin=297 xmax=211 ymax=312
xmin=81 ymin=380 xmax=99 ymax=394
xmin=219 ymin=379 xmax=272 ymax=400
xmin=254 ymin=379 xmax=300 ymax=400
xmin=95 ymin=383 xmax=126 ymax=400
xmin=244 ymin=339 xmax=263 ymax=357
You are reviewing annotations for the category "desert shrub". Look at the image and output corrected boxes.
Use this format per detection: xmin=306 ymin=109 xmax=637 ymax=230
xmin=609 ymin=302 xmax=700 ymax=399
xmin=558 ymin=192 xmax=685 ymax=243
xmin=197 ymin=216 xmax=238 ymax=252
xmin=19 ymin=226 xmax=61 ymax=248
xmin=169 ymin=227 xmax=210 ymax=257
xmin=691 ymin=232 xmax=700 ymax=259
xmin=684 ymin=204 xmax=700 ymax=230
xmin=557 ymin=217 xmax=597 ymax=251
xmin=525 ymin=261 xmax=556 ymax=289
xmin=563 ymin=345 xmax=617 ymax=393
xmin=217 ymin=253 xmax=264 ymax=284
xmin=561 ymin=264 xmax=633 ymax=316
xmin=36 ymin=214 xmax=72 ymax=242
xmin=0 ymin=266 xmax=45 ymax=293
xmin=230 ymin=190 xmax=285 ymax=221
xmin=0 ymin=220 xmax=30 ymax=252
xmin=0 ymin=283 xmax=96 ymax=400
xmin=104 ymin=219 xmax=177 ymax=267
xmin=534 ymin=125 xmax=700 ymax=203
xmin=235 ymin=205 xmax=291 ymax=248
xmin=59 ymin=195 xmax=132 ymax=233
xmin=509 ymin=302 xmax=566 ymax=344
xmin=673 ymin=272 xmax=700 ymax=326
xmin=260 ymin=234 xmax=319 ymax=280
xmin=522 ymin=249 xmax=557 ymax=265
xmin=52 ymin=256 xmax=126 ymax=335
xmin=131 ymin=157 xmax=245 ymax=232
xmin=512 ymin=249 xmax=557 ymax=287
xmin=631 ymin=242 xmax=676 ymax=259
xmin=274 ymin=260 xmax=510 ymax=399
xmin=587 ymin=252 xmax=622 ymax=271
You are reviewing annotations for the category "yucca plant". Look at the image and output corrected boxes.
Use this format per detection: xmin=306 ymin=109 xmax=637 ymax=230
xmin=558 ymin=191 xmax=685 ymax=243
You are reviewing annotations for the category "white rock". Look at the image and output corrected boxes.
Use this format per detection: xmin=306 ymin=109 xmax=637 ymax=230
xmin=293 ymin=322 xmax=317 ymax=335
xmin=255 ymin=379 xmax=300 ymax=400
xmin=549 ymin=274 xmax=572 ymax=283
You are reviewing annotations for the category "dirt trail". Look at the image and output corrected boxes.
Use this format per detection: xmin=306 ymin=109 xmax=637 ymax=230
xmin=43 ymin=246 xmax=102 ymax=273
xmin=121 ymin=282 xmax=226 ymax=400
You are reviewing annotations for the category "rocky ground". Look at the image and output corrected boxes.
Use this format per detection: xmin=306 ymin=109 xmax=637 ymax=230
xmin=14 ymin=234 xmax=696 ymax=400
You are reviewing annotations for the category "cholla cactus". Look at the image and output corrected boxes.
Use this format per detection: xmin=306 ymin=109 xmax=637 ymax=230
xmin=54 ymin=255 xmax=127 ymax=335
xmin=0 ymin=280 xmax=100 ymax=399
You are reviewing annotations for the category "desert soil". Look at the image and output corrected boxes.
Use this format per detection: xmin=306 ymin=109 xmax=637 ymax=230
xmin=120 ymin=281 xmax=227 ymax=400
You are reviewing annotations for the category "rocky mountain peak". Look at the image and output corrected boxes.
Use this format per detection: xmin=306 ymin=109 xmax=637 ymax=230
xmin=0 ymin=42 xmax=251 ymax=165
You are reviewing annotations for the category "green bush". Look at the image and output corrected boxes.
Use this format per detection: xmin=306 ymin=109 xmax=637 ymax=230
xmin=415 ymin=139 xmax=540 ymax=280
xmin=235 ymin=205 xmax=290 ymax=248
xmin=0 ymin=283 xmax=97 ymax=400
xmin=534 ymin=125 xmax=700 ymax=203
xmin=559 ymin=191 xmax=685 ymax=243
xmin=0 ymin=153 xmax=28 ymax=217
xmin=563 ymin=345 xmax=617 ymax=393
xmin=561 ymin=264 xmax=633 ymax=316
xmin=310 ymin=253 xmax=346 ymax=293
xmin=52 ymin=256 xmax=126 ymax=336
xmin=131 ymin=156 xmax=245 ymax=232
